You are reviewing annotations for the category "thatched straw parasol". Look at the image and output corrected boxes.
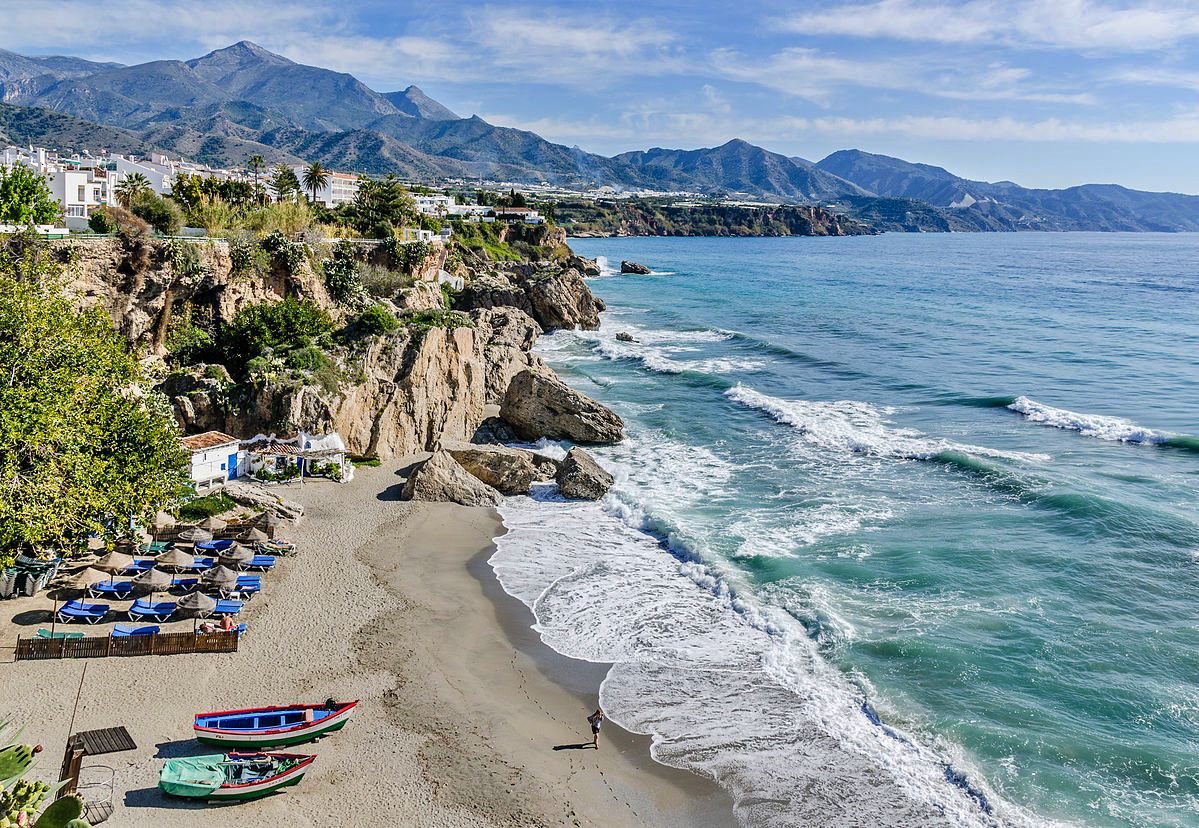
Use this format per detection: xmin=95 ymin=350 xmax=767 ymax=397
xmin=61 ymin=567 xmax=111 ymax=590
xmin=153 ymin=510 xmax=177 ymax=530
xmin=177 ymin=591 xmax=218 ymax=617
xmin=217 ymin=544 xmax=252 ymax=568
xmin=93 ymin=550 xmax=135 ymax=575
xmin=155 ymin=547 xmax=196 ymax=570
xmin=198 ymin=516 xmax=227 ymax=532
xmin=175 ymin=526 xmax=213 ymax=544
xmin=201 ymin=565 xmax=240 ymax=590
xmin=132 ymin=567 xmax=173 ymax=596
xmin=243 ymin=528 xmax=269 ymax=544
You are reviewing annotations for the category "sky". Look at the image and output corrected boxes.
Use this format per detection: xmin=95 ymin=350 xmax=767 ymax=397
xmin=4 ymin=0 xmax=1199 ymax=192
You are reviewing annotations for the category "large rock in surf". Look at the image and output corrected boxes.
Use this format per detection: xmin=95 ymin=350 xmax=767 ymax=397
xmin=500 ymin=369 xmax=624 ymax=444
xmin=444 ymin=441 xmax=538 ymax=495
xmin=620 ymin=260 xmax=651 ymax=275
xmin=555 ymin=447 xmax=614 ymax=500
xmin=401 ymin=450 xmax=502 ymax=506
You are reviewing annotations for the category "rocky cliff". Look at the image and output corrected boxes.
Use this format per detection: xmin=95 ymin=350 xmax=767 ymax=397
xmin=56 ymin=234 xmax=614 ymax=459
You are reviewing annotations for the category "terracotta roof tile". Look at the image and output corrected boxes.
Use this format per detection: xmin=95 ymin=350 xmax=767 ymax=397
xmin=180 ymin=431 xmax=240 ymax=451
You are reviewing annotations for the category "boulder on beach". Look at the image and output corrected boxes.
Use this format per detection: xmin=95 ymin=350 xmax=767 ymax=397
xmin=401 ymin=450 xmax=502 ymax=506
xmin=223 ymin=480 xmax=303 ymax=521
xmin=444 ymin=442 xmax=538 ymax=495
xmin=620 ymin=260 xmax=651 ymax=275
xmin=500 ymin=369 xmax=624 ymax=444
xmin=555 ymin=447 xmax=614 ymax=500
xmin=615 ymin=331 xmax=636 ymax=343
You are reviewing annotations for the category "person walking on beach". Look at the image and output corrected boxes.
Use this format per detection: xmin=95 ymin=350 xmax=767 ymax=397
xmin=587 ymin=708 xmax=604 ymax=749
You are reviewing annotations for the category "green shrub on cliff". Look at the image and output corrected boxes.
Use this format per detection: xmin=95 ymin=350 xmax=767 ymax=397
xmin=129 ymin=191 xmax=183 ymax=235
xmin=355 ymin=303 xmax=399 ymax=335
xmin=322 ymin=239 xmax=361 ymax=303
xmin=219 ymin=297 xmax=334 ymax=378
xmin=404 ymin=308 xmax=473 ymax=334
xmin=0 ymin=235 xmax=189 ymax=562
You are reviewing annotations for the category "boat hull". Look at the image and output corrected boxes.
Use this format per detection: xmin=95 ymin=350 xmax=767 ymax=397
xmin=194 ymin=701 xmax=357 ymax=748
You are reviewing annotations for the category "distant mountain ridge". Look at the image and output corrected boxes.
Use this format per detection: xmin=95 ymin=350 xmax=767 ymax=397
xmin=2 ymin=41 xmax=1197 ymax=231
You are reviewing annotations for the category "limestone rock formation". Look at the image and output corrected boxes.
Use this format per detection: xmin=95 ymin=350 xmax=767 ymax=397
xmin=620 ymin=260 xmax=651 ymax=275
xmin=615 ymin=331 xmax=636 ymax=342
xmin=471 ymin=307 xmax=542 ymax=404
xmin=457 ymin=264 xmax=603 ymax=331
xmin=500 ymin=369 xmax=624 ymax=444
xmin=569 ymin=255 xmax=601 ymax=276
xmin=401 ymin=450 xmax=502 ymax=506
xmin=555 ymin=447 xmax=614 ymax=500
xmin=223 ymin=480 xmax=304 ymax=521
xmin=444 ymin=441 xmax=538 ymax=495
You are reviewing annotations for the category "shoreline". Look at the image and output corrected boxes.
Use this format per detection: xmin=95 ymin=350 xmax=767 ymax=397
xmin=0 ymin=461 xmax=734 ymax=826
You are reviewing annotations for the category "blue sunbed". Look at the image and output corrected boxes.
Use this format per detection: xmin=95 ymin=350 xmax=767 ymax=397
xmin=213 ymin=599 xmax=245 ymax=616
xmin=171 ymin=577 xmax=200 ymax=592
xmin=112 ymin=623 xmax=160 ymax=637
xmin=195 ymin=540 xmax=234 ymax=553
xmin=89 ymin=581 xmax=134 ymax=600
xmin=244 ymin=555 xmax=276 ymax=572
xmin=128 ymin=598 xmax=176 ymax=622
xmin=122 ymin=559 xmax=156 ymax=574
xmin=56 ymin=600 xmax=110 ymax=624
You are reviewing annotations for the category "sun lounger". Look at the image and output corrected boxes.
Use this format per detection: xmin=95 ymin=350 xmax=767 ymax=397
xmin=112 ymin=623 xmax=160 ymax=637
xmin=35 ymin=628 xmax=84 ymax=640
xmin=89 ymin=581 xmax=134 ymax=600
xmin=213 ymin=599 xmax=245 ymax=616
xmin=171 ymin=577 xmax=200 ymax=592
xmin=123 ymin=559 xmax=156 ymax=574
xmin=138 ymin=541 xmax=172 ymax=554
xmin=195 ymin=540 xmax=234 ymax=553
xmin=197 ymin=623 xmax=247 ymax=636
xmin=128 ymin=598 xmax=177 ymax=622
xmin=258 ymin=540 xmax=296 ymax=556
xmin=244 ymin=555 xmax=276 ymax=572
xmin=56 ymin=600 xmax=110 ymax=624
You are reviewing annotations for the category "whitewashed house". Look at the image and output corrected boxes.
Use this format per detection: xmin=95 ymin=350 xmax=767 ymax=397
xmin=180 ymin=431 xmax=245 ymax=492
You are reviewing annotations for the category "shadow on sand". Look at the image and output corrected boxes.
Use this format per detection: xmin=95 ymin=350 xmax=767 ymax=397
xmin=553 ymin=743 xmax=596 ymax=751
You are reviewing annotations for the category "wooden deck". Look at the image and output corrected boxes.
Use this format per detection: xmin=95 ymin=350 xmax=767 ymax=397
xmin=15 ymin=630 xmax=238 ymax=660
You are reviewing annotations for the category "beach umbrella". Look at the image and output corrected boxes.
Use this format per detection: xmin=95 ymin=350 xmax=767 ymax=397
xmin=202 ymin=565 xmax=240 ymax=590
xmin=198 ymin=516 xmax=227 ymax=532
xmin=177 ymin=591 xmax=217 ymax=617
xmin=155 ymin=547 xmax=196 ymax=570
xmin=93 ymin=550 xmax=135 ymax=575
xmin=132 ymin=567 xmax=172 ymax=595
xmin=243 ymin=528 xmax=269 ymax=544
xmin=61 ymin=567 xmax=110 ymax=591
xmin=253 ymin=512 xmax=283 ymax=537
xmin=217 ymin=544 xmax=252 ymax=568
xmin=176 ymin=526 xmax=213 ymax=544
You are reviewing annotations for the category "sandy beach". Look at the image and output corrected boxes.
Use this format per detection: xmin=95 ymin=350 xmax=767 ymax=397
xmin=0 ymin=461 xmax=733 ymax=826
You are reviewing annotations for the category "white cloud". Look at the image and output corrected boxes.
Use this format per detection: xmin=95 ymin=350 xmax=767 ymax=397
xmin=781 ymin=0 xmax=1199 ymax=52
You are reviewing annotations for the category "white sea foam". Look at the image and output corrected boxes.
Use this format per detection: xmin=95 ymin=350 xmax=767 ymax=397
xmin=1008 ymin=396 xmax=1166 ymax=444
xmin=727 ymin=384 xmax=1048 ymax=463
xmin=730 ymin=502 xmax=896 ymax=559
xmin=555 ymin=321 xmax=755 ymax=376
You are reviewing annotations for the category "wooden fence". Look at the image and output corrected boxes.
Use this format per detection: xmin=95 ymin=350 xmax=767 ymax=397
xmin=14 ymin=630 xmax=238 ymax=661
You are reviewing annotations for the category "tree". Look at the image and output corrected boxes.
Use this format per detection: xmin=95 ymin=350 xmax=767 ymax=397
xmin=269 ymin=165 xmax=301 ymax=202
xmin=0 ymin=165 xmax=61 ymax=226
xmin=302 ymin=162 xmax=330 ymax=204
xmin=0 ymin=235 xmax=189 ymax=563
xmin=346 ymin=176 xmax=416 ymax=237
xmin=218 ymin=297 xmax=335 ymax=378
xmin=247 ymin=154 xmax=265 ymax=203
xmin=115 ymin=172 xmax=152 ymax=209
xmin=129 ymin=191 xmax=183 ymax=235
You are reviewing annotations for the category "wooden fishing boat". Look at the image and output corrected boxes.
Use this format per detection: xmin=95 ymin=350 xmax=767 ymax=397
xmin=159 ymin=752 xmax=315 ymax=802
xmin=193 ymin=700 xmax=357 ymax=747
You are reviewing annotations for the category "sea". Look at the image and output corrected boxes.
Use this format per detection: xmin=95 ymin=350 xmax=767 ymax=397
xmin=487 ymin=233 xmax=1199 ymax=827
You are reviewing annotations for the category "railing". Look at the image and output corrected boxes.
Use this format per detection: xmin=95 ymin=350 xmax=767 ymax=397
xmin=14 ymin=630 xmax=238 ymax=661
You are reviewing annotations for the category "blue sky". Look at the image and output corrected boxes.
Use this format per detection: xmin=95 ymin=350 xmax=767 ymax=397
xmin=5 ymin=0 xmax=1199 ymax=192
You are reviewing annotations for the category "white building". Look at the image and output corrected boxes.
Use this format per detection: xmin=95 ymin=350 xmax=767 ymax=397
xmin=414 ymin=194 xmax=456 ymax=216
xmin=46 ymin=166 xmax=107 ymax=229
xmin=289 ymin=167 xmax=361 ymax=207
xmin=181 ymin=431 xmax=245 ymax=493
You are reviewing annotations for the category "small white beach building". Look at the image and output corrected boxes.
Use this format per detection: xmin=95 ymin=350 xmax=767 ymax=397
xmin=180 ymin=431 xmax=245 ymax=493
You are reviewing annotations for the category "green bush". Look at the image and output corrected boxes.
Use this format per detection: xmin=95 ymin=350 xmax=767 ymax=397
xmin=164 ymin=239 xmax=209 ymax=283
xmin=322 ymin=240 xmax=361 ymax=303
xmin=285 ymin=345 xmax=331 ymax=371
xmin=177 ymin=492 xmax=235 ymax=521
xmin=130 ymin=192 xmax=183 ymax=235
xmin=350 ymin=455 xmax=381 ymax=467
xmin=219 ymin=298 xmax=334 ymax=377
xmin=260 ymin=230 xmax=308 ymax=275
xmin=404 ymin=308 xmax=472 ymax=333
xmin=356 ymin=303 xmax=399 ymax=335
xmin=360 ymin=263 xmax=411 ymax=298
xmin=165 ymin=307 xmax=215 ymax=365
xmin=88 ymin=210 xmax=114 ymax=234
xmin=229 ymin=234 xmax=256 ymax=275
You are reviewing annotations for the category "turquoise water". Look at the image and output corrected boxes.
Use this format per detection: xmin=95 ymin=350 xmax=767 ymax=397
xmin=492 ymin=233 xmax=1199 ymax=827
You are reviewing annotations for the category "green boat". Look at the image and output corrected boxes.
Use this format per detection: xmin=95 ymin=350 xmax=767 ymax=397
xmin=159 ymin=752 xmax=315 ymax=802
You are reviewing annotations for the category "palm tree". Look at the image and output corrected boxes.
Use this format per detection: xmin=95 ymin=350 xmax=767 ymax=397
xmin=247 ymin=154 xmax=265 ymax=204
xmin=302 ymin=162 xmax=329 ymax=205
xmin=115 ymin=172 xmax=151 ymax=208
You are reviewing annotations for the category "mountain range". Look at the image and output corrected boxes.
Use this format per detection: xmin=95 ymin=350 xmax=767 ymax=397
xmin=2 ymin=41 xmax=1198 ymax=232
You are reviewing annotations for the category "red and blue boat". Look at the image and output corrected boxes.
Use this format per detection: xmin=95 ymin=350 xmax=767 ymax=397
xmin=193 ymin=700 xmax=357 ymax=748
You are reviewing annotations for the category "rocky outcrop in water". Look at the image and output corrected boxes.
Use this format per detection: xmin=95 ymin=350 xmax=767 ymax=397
xmin=401 ymin=450 xmax=502 ymax=506
xmin=499 ymin=369 xmax=624 ymax=444
xmin=555 ymin=447 xmax=614 ymax=500
xmin=444 ymin=441 xmax=538 ymax=495
xmin=620 ymin=260 xmax=651 ymax=274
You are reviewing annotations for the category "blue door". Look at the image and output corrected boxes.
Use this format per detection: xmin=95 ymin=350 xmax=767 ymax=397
xmin=227 ymin=452 xmax=238 ymax=480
